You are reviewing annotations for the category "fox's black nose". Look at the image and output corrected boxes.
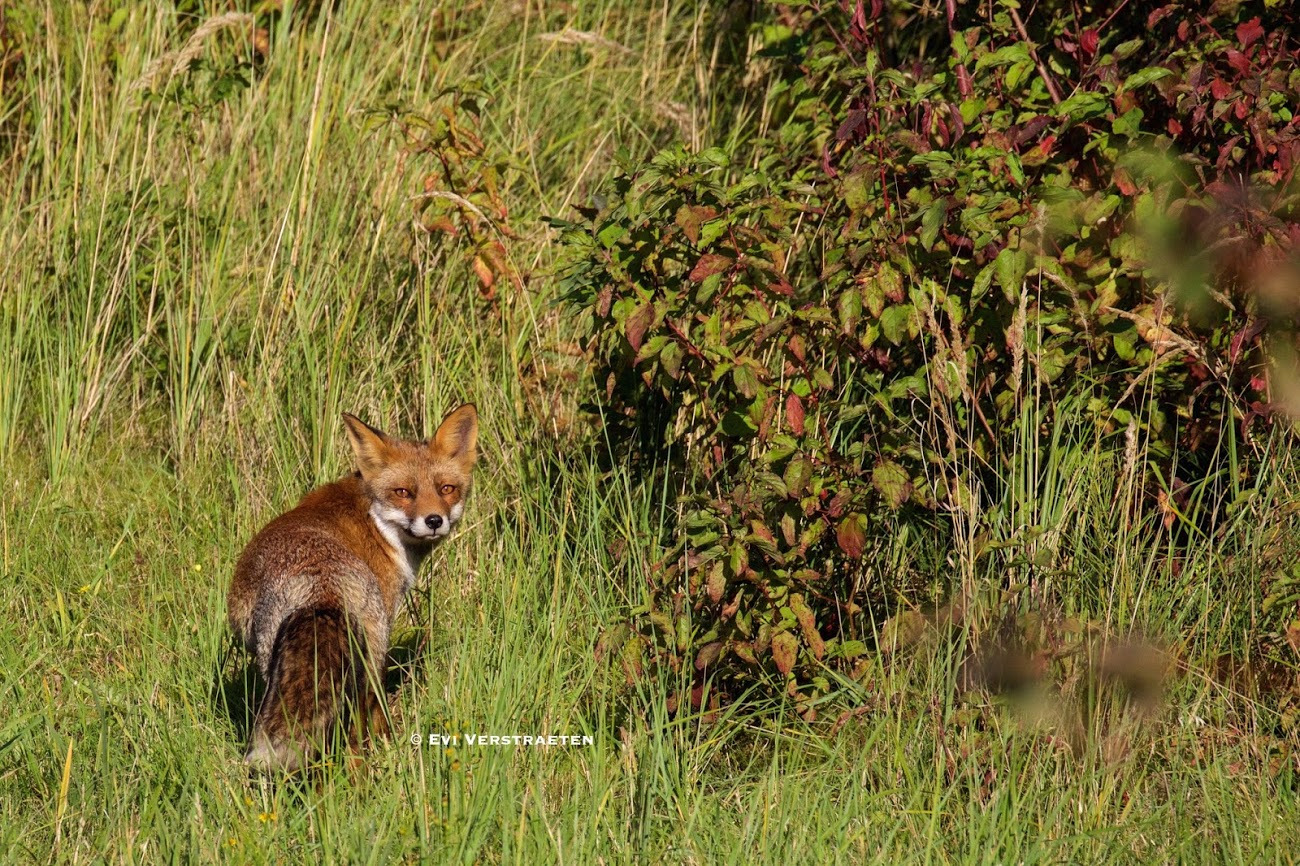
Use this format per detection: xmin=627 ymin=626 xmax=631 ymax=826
xmin=425 ymin=514 xmax=443 ymax=530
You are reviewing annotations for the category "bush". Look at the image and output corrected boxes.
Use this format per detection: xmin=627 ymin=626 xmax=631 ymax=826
xmin=558 ymin=0 xmax=1300 ymax=711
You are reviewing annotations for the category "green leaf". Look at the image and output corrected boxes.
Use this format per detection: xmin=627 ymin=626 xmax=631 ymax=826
xmin=697 ymin=146 xmax=730 ymax=167
xmin=837 ymin=288 xmax=862 ymax=335
xmin=1005 ymin=60 xmax=1034 ymax=91
xmin=732 ymin=365 xmax=761 ymax=399
xmin=721 ymin=411 xmax=757 ymax=437
xmin=1113 ymin=326 xmax=1138 ymax=361
xmin=1123 ymin=66 xmax=1174 ymax=91
xmin=635 ymin=334 xmax=669 ymax=364
xmin=838 ymin=640 xmax=867 ymax=660
xmin=783 ymin=455 xmax=813 ymax=497
xmin=597 ymin=223 xmax=627 ymax=248
xmin=919 ymin=199 xmax=948 ymax=251
xmin=879 ymin=304 xmax=915 ymax=345
xmin=1056 ymin=91 xmax=1108 ymax=122
xmin=994 ymin=246 xmax=1029 ymax=302
xmin=871 ymin=460 xmax=911 ymax=509
xmin=699 ymin=218 xmax=729 ymax=247
xmin=1036 ymin=346 xmax=1068 ymax=383
xmin=972 ymin=261 xmax=995 ymax=302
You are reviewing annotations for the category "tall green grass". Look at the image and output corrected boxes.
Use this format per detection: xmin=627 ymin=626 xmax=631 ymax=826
xmin=2 ymin=1 xmax=1298 ymax=862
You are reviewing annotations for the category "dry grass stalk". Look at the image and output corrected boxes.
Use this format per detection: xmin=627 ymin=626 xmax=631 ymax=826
xmin=537 ymin=28 xmax=633 ymax=56
xmin=131 ymin=12 xmax=255 ymax=94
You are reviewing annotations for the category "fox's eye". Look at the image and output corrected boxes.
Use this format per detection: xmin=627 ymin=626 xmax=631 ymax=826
xmin=439 ymin=484 xmax=457 ymax=496
xmin=393 ymin=487 xmax=412 ymax=499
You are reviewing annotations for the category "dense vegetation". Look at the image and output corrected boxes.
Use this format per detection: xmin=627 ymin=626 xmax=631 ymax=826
xmin=2 ymin=1 xmax=1298 ymax=861
xmin=559 ymin=0 xmax=1300 ymax=712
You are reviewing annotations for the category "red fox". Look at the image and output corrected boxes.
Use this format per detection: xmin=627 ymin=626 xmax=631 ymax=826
xmin=227 ymin=404 xmax=478 ymax=771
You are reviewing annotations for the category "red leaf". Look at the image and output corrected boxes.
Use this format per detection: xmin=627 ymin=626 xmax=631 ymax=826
xmin=788 ymin=335 xmax=807 ymax=363
xmin=694 ymin=641 xmax=723 ymax=670
xmin=1080 ymin=29 xmax=1098 ymax=56
xmin=1113 ymin=166 xmax=1137 ymax=196
xmin=1236 ymin=17 xmax=1264 ymax=49
xmin=785 ymin=393 xmax=805 ymax=435
xmin=836 ymin=108 xmax=868 ymax=142
xmin=1229 ymin=318 xmax=1268 ymax=364
xmin=1146 ymin=5 xmax=1176 ymax=29
xmin=1167 ymin=118 xmax=1183 ymax=136
xmin=1210 ymin=78 xmax=1231 ymax=100
xmin=771 ymin=632 xmax=798 ymax=675
xmin=768 ymin=278 xmax=795 ymax=297
xmin=836 ymin=514 xmax=867 ymax=559
xmin=675 ymin=205 xmax=717 ymax=246
xmin=689 ymin=253 xmax=733 ymax=282
xmin=625 ymin=302 xmax=654 ymax=353
xmin=1226 ymin=49 xmax=1251 ymax=75
xmin=705 ymin=566 xmax=725 ymax=604
xmin=472 ymin=256 xmax=496 ymax=296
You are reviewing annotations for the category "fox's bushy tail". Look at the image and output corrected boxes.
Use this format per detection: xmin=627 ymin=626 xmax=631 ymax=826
xmin=244 ymin=607 xmax=367 ymax=772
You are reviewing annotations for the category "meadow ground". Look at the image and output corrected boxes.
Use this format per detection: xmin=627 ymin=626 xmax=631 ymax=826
xmin=2 ymin=2 xmax=1299 ymax=862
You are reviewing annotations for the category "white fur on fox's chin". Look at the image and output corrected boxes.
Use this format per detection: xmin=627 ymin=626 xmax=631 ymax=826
xmin=369 ymin=503 xmax=428 ymax=590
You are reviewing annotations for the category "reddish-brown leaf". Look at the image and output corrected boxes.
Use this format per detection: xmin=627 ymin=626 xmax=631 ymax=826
xmin=1113 ymin=166 xmax=1137 ymax=196
xmin=705 ymin=565 xmax=726 ymax=604
xmin=625 ymin=302 xmax=654 ymax=353
xmin=785 ymin=393 xmax=805 ymax=435
xmin=771 ymin=631 xmax=798 ymax=675
xmin=1236 ymin=17 xmax=1264 ymax=49
xmin=836 ymin=513 xmax=867 ymax=559
xmin=694 ymin=641 xmax=724 ymax=670
xmin=675 ymin=204 xmax=717 ymax=246
xmin=689 ymin=253 xmax=733 ymax=282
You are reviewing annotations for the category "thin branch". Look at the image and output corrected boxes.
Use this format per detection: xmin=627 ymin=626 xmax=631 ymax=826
xmin=1008 ymin=6 xmax=1063 ymax=104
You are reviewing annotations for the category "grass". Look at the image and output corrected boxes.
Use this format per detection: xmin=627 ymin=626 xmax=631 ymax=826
xmin=2 ymin=1 xmax=1299 ymax=862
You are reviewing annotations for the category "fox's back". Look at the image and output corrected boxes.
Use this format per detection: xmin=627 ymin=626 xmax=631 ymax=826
xmin=228 ymin=475 xmax=402 ymax=672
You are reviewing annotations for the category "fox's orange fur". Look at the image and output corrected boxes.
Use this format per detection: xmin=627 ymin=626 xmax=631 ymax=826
xmin=227 ymin=404 xmax=478 ymax=771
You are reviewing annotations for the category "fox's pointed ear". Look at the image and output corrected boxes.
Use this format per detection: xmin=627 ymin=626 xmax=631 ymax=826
xmin=342 ymin=413 xmax=391 ymax=475
xmin=431 ymin=403 xmax=478 ymax=468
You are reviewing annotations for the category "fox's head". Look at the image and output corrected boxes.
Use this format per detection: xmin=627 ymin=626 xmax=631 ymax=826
xmin=342 ymin=404 xmax=478 ymax=546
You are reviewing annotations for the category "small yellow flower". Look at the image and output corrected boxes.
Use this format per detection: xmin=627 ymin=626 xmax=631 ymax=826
xmin=193 ymin=563 xmax=202 ymax=573
xmin=228 ymin=837 xmax=239 ymax=847
xmin=450 ymin=760 xmax=461 ymax=772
